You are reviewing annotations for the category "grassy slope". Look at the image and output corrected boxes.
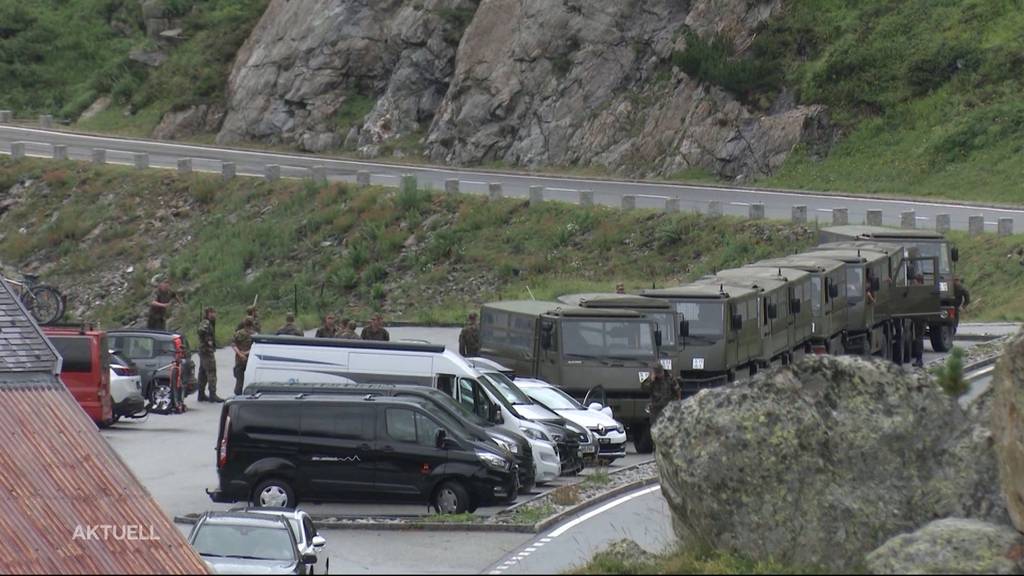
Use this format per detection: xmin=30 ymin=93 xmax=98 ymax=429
xmin=571 ymin=545 xmax=811 ymax=575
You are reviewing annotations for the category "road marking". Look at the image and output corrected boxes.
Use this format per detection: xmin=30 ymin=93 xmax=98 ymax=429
xmin=463 ymin=180 xmax=488 ymax=185
xmin=816 ymin=208 xmax=833 ymax=212
xmin=547 ymin=485 xmax=662 ymax=539
xmin=915 ymin=216 xmax=929 ymax=220
xmin=6 ymin=126 xmax=1020 ymax=216
xmin=539 ymin=538 xmax=552 ymax=543
xmin=525 ymin=547 xmax=537 ymax=552
xmin=547 ymin=187 xmax=577 ymax=192
xmin=730 ymin=201 xmax=750 ymax=206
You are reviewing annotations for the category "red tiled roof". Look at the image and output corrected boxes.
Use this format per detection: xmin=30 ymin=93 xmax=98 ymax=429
xmin=0 ymin=375 xmax=209 ymax=573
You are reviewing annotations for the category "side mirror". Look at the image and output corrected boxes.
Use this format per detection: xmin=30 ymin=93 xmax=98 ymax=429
xmin=768 ymin=303 xmax=778 ymax=319
xmin=302 ymin=553 xmax=318 ymax=565
xmin=871 ymin=277 xmax=881 ymax=292
xmin=790 ymin=299 xmax=802 ymax=315
xmin=829 ymin=283 xmax=839 ymax=299
xmin=654 ymin=329 xmax=662 ymax=347
xmin=312 ymin=535 xmax=326 ymax=548
xmin=951 ymin=247 xmax=959 ymax=262
xmin=731 ymin=314 xmax=743 ymax=331
xmin=679 ymin=320 xmax=690 ymax=338
xmin=489 ymin=404 xmax=503 ymax=424
xmin=435 ymin=429 xmax=447 ymax=449
xmin=587 ymin=402 xmax=604 ymax=412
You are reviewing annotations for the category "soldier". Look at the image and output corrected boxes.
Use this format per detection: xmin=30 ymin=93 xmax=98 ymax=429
xmin=315 ymin=314 xmax=337 ymax=338
xmin=237 ymin=305 xmax=261 ymax=333
xmin=615 ymin=282 xmax=625 ymax=295
xmin=953 ymin=276 xmax=970 ymax=326
xmin=640 ymin=363 xmax=681 ymax=426
xmin=911 ymin=274 xmax=926 ymax=368
xmin=146 ymin=281 xmax=178 ymax=330
xmin=276 ymin=313 xmax=303 ymax=336
xmin=459 ymin=312 xmax=481 ymax=357
xmin=196 ymin=307 xmax=223 ymax=402
xmin=361 ymin=314 xmax=390 ymax=341
xmin=232 ymin=317 xmax=255 ymax=396
xmin=337 ymin=320 xmax=359 ymax=339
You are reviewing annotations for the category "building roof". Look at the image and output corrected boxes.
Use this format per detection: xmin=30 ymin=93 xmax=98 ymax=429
xmin=0 ymin=282 xmax=208 ymax=574
xmin=0 ymin=278 xmax=60 ymax=374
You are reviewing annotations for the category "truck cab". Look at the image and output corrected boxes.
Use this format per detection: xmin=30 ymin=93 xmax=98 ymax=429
xmin=557 ymin=293 xmax=677 ymax=364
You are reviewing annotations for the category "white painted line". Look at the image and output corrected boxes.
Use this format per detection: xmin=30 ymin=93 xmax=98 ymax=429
xmin=525 ymin=547 xmax=537 ymax=552
xmin=816 ymin=208 xmax=833 ymax=212
xmin=546 ymin=485 xmax=662 ymax=539
xmin=463 ymin=180 xmax=488 ymax=185
xmin=372 ymin=173 xmax=397 ymax=179
xmin=730 ymin=201 xmax=750 ymax=207
xmin=915 ymin=216 xmax=929 ymax=220
xmin=547 ymin=187 xmax=576 ymax=192
xmin=532 ymin=542 xmax=545 ymax=547
xmin=539 ymin=538 xmax=552 ymax=543
xmin=986 ymin=221 xmax=997 ymax=226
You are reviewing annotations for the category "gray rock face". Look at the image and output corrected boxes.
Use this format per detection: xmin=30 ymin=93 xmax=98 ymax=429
xmin=217 ymin=0 xmax=473 ymax=153
xmin=653 ymin=355 xmax=1008 ymax=571
xmin=992 ymin=331 xmax=1024 ymax=533
xmin=153 ymin=105 xmax=225 ymax=140
xmin=217 ymin=0 xmax=832 ymax=178
xmin=866 ymin=518 xmax=1024 ymax=575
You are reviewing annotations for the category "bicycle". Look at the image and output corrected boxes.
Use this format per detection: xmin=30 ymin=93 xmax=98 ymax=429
xmin=4 ymin=273 xmax=65 ymax=325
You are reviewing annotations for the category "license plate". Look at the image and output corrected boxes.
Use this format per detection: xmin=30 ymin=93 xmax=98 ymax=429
xmin=582 ymin=445 xmax=596 ymax=454
xmin=599 ymin=438 xmax=611 ymax=444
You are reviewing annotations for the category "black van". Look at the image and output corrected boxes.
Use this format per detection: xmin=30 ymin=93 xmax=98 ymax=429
xmin=247 ymin=382 xmax=536 ymax=494
xmin=207 ymin=394 xmax=518 ymax=514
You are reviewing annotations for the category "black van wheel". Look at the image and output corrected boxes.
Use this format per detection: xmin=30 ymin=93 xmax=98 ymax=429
xmin=253 ymin=478 xmax=296 ymax=508
xmin=433 ymin=481 xmax=470 ymax=515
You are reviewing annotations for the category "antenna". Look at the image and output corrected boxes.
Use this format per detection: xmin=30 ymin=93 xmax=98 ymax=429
xmin=719 ymin=283 xmax=724 ymax=293
xmin=526 ymin=286 xmax=536 ymax=301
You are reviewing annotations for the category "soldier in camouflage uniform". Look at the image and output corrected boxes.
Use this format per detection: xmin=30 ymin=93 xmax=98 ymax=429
xmin=315 ymin=314 xmax=338 ymax=338
xmin=237 ymin=305 xmax=261 ymax=334
xmin=232 ymin=317 xmax=255 ymax=396
xmin=196 ymin=307 xmax=223 ymax=402
xmin=360 ymin=314 xmax=390 ymax=341
xmin=640 ymin=364 xmax=681 ymax=425
xmin=147 ymin=281 xmax=178 ymax=330
xmin=337 ymin=320 xmax=359 ymax=339
xmin=459 ymin=312 xmax=481 ymax=357
xmin=275 ymin=313 xmax=303 ymax=336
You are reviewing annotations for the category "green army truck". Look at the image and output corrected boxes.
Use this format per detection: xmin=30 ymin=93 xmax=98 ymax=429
xmin=479 ymin=301 xmax=661 ymax=450
xmin=641 ymin=280 xmax=763 ymax=392
xmin=745 ymin=256 xmax=850 ymax=354
xmin=819 ymin=225 xmax=959 ymax=351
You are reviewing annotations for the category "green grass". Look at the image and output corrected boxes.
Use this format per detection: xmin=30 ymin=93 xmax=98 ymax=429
xmin=510 ymin=503 xmax=556 ymax=525
xmin=75 ymin=103 xmax=168 ymax=137
xmin=572 ymin=544 xmax=814 ymax=575
xmin=426 ymin=512 xmax=478 ymax=524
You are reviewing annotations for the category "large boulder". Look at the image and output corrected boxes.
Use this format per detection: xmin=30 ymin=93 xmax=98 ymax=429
xmin=653 ymin=355 xmax=1007 ymax=571
xmin=866 ymin=518 xmax=1024 ymax=575
xmin=992 ymin=331 xmax=1024 ymax=532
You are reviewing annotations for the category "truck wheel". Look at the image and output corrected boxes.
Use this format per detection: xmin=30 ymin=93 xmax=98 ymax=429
xmin=433 ymin=481 xmax=470 ymax=515
xmin=253 ymin=478 xmax=296 ymax=508
xmin=634 ymin=425 xmax=654 ymax=454
xmin=929 ymin=323 xmax=953 ymax=353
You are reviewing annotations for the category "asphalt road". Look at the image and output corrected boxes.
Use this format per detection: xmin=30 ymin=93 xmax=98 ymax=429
xmin=2 ymin=125 xmax=1023 ymax=232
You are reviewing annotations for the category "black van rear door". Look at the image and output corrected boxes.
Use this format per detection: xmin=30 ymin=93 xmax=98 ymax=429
xmin=298 ymin=405 xmax=377 ymax=497
xmin=375 ymin=408 xmax=449 ymax=497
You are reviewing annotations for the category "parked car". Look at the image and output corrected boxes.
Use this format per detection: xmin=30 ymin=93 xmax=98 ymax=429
xmin=515 ymin=378 xmax=627 ymax=464
xmin=207 ymin=393 xmax=518 ymax=514
xmin=43 ymin=325 xmax=113 ymax=426
xmin=107 ymin=329 xmax=196 ymax=410
xmin=230 ymin=507 xmax=328 ymax=575
xmin=187 ymin=511 xmax=317 ymax=575
xmin=108 ymin=350 xmax=146 ymax=420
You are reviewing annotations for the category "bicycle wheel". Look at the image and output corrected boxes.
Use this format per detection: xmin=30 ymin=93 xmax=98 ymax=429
xmin=29 ymin=285 xmax=64 ymax=325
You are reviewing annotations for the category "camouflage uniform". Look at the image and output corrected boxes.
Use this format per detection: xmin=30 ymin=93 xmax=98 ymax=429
xmin=459 ymin=322 xmax=481 ymax=357
xmin=336 ymin=327 xmax=359 ymax=339
xmin=276 ymin=322 xmax=303 ymax=336
xmin=315 ymin=324 xmax=337 ymax=338
xmin=197 ymin=317 xmax=218 ymax=400
xmin=237 ymin=317 xmax=262 ymax=334
xmin=641 ymin=371 xmax=681 ymax=424
xmin=360 ymin=325 xmax=390 ymax=341
xmin=146 ymin=287 xmax=174 ymax=330
xmin=232 ymin=326 xmax=254 ymax=396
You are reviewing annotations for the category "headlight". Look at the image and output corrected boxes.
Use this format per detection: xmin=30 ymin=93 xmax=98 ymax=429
xmin=476 ymin=450 xmax=509 ymax=471
xmin=519 ymin=426 xmax=550 ymax=442
xmin=493 ymin=437 xmax=518 ymax=455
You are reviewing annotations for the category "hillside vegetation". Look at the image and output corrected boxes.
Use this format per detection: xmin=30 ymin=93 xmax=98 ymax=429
xmin=0 ymin=158 xmax=1021 ymax=343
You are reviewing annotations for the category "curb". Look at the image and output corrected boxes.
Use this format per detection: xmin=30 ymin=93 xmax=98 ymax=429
xmin=530 ymin=475 xmax=661 ymax=534
xmin=495 ymin=457 xmax=656 ymax=517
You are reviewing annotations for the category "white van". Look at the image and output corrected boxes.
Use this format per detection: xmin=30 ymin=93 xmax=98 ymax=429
xmin=244 ymin=336 xmax=564 ymax=483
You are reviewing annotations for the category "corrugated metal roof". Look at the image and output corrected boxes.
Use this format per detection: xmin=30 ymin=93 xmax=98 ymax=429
xmin=0 ymin=374 xmax=209 ymax=574
xmin=0 ymin=278 xmax=60 ymax=374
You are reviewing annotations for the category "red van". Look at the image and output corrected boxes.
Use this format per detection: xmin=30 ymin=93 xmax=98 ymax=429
xmin=43 ymin=326 xmax=113 ymax=427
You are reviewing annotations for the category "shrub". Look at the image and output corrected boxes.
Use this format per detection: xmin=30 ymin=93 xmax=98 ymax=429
xmin=933 ymin=347 xmax=967 ymax=397
xmin=672 ymin=31 xmax=780 ymax=103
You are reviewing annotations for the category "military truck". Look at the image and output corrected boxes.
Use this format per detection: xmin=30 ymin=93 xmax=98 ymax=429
xmin=744 ymin=256 xmax=850 ymax=354
xmin=819 ymin=225 xmax=959 ymax=351
xmin=479 ymin=301 xmax=661 ymax=451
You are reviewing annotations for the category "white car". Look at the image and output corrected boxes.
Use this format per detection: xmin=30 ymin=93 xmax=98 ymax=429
xmin=109 ymin=351 xmax=145 ymax=420
xmin=516 ymin=378 xmax=628 ymax=464
xmin=235 ymin=507 xmax=328 ymax=575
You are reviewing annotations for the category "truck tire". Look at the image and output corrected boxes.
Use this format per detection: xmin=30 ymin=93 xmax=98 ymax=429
xmin=929 ymin=323 xmax=954 ymax=353
xmin=634 ymin=424 xmax=654 ymax=454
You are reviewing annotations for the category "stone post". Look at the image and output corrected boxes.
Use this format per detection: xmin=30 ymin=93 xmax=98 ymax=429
xmin=832 ymin=207 xmax=849 ymax=226
xmin=39 ymin=115 xmax=53 ymax=129
xmin=578 ymin=190 xmax=594 ymax=207
xmin=621 ymin=195 xmax=636 ymax=211
xmin=866 ymin=210 xmax=883 ymax=226
xmin=665 ymin=199 xmax=680 ymax=213
xmin=52 ymin=144 xmax=68 ymax=161
xmin=0 ymin=110 xmax=12 ymax=123
xmin=310 ymin=165 xmax=327 ymax=184
xmin=935 ymin=214 xmax=951 ymax=234
xmin=708 ymin=201 xmax=722 ymax=217
xmin=529 ymin=185 xmax=544 ymax=207
xmin=91 ymin=149 xmax=106 ymax=165
xmin=177 ymin=158 xmax=192 ymax=175
xmin=901 ymin=210 xmax=916 ymax=229
xmin=998 ymin=218 xmax=1014 ymax=236
xmin=749 ymin=203 xmax=765 ymax=220
xmin=968 ymin=215 xmax=985 ymax=236
xmin=265 ymin=164 xmax=281 ymax=182
xmin=791 ymin=205 xmax=807 ymax=224
xmin=133 ymin=153 xmax=149 ymax=170
xmin=488 ymin=182 xmax=503 ymax=200
xmin=356 ymin=170 xmax=371 ymax=188
xmin=222 ymin=162 xmax=236 ymax=181
xmin=444 ymin=179 xmax=459 ymax=194
xmin=400 ymin=174 xmax=417 ymax=195
xmin=10 ymin=142 xmax=25 ymax=160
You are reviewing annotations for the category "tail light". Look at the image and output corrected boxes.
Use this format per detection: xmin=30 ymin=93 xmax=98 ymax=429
xmin=218 ymin=415 xmax=231 ymax=469
xmin=112 ymin=366 xmax=137 ymax=377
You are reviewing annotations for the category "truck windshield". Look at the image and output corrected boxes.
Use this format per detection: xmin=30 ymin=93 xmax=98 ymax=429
xmin=908 ymin=241 xmax=951 ymax=275
xmin=561 ymin=320 xmax=656 ymax=360
xmin=674 ymin=302 xmax=724 ymax=338
xmin=646 ymin=312 xmax=676 ymax=347
xmin=847 ymin=265 xmax=864 ymax=304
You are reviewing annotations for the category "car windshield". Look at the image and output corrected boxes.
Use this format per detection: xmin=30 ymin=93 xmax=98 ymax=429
xmin=192 ymin=523 xmax=296 ymax=562
xmin=674 ymin=301 xmax=724 ymax=338
xmin=525 ymin=386 xmax=584 ymax=411
xmin=479 ymin=372 xmax=533 ymax=405
xmin=561 ymin=320 xmax=656 ymax=359
xmin=847 ymin=265 xmax=864 ymax=304
xmin=908 ymin=241 xmax=951 ymax=275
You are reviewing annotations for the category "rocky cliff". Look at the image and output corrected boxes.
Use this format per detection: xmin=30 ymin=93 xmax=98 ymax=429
xmin=215 ymin=0 xmax=833 ymax=179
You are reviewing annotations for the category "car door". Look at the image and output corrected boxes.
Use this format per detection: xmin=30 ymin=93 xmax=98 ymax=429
xmin=300 ymin=514 xmax=328 ymax=575
xmin=374 ymin=408 xmax=449 ymax=497
xmin=298 ymin=405 xmax=376 ymax=497
xmin=118 ymin=335 xmax=160 ymax=395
